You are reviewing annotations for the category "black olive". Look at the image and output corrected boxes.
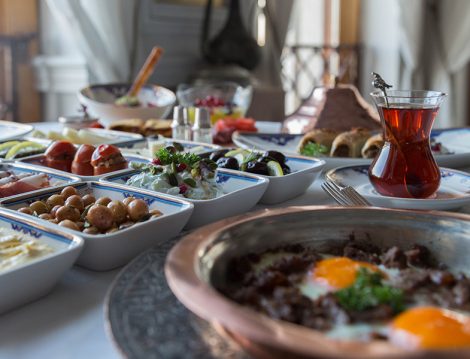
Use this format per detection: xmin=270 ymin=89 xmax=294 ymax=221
xmin=264 ymin=151 xmax=286 ymax=164
xmin=216 ymin=157 xmax=239 ymax=170
xmin=245 ymin=161 xmax=269 ymax=175
xmin=165 ymin=145 xmax=177 ymax=154
xmin=172 ymin=142 xmax=185 ymax=152
xmin=257 ymin=155 xmax=271 ymax=163
xmin=209 ymin=149 xmax=230 ymax=162
xmin=282 ymin=165 xmax=291 ymax=175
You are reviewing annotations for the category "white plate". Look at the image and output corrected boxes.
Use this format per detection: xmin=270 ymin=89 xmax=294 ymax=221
xmin=0 ymin=120 xmax=33 ymax=141
xmin=326 ymin=165 xmax=470 ymax=210
xmin=26 ymin=125 xmax=143 ymax=146
xmin=101 ymin=169 xmax=269 ymax=229
xmin=0 ymin=182 xmax=194 ymax=271
xmin=232 ymin=128 xmax=470 ymax=170
xmin=0 ymin=209 xmax=83 ymax=314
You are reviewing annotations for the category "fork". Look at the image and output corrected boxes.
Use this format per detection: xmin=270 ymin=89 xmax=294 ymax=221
xmin=321 ymin=180 xmax=372 ymax=207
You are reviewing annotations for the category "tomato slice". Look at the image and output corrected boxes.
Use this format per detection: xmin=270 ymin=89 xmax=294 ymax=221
xmin=71 ymin=161 xmax=94 ymax=176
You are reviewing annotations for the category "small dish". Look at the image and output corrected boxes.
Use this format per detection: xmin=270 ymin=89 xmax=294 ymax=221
xmin=101 ymin=169 xmax=269 ymax=228
xmin=0 ymin=182 xmax=193 ymax=271
xmin=326 ymin=165 xmax=470 ymax=210
xmin=78 ymin=83 xmax=176 ymax=127
xmin=20 ymin=153 xmax=150 ymax=181
xmin=0 ymin=163 xmax=80 ymax=200
xmin=258 ymin=155 xmax=325 ymax=204
xmin=0 ymin=120 xmax=33 ymax=142
xmin=0 ymin=208 xmax=83 ymax=314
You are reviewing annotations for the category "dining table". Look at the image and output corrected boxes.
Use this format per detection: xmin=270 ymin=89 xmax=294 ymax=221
xmin=2 ymin=121 xmax=470 ymax=359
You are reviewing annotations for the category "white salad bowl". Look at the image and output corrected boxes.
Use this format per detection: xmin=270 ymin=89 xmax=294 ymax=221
xmin=78 ymin=83 xmax=176 ymax=127
xmin=258 ymin=155 xmax=325 ymax=204
xmin=0 ymin=182 xmax=193 ymax=271
xmin=100 ymin=169 xmax=269 ymax=229
xmin=0 ymin=208 xmax=83 ymax=314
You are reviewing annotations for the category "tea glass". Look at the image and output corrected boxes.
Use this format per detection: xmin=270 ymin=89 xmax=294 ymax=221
xmin=369 ymin=90 xmax=446 ymax=199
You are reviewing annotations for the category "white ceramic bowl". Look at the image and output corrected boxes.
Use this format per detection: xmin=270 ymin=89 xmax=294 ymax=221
xmin=0 ymin=182 xmax=193 ymax=271
xmin=101 ymin=169 xmax=269 ymax=229
xmin=78 ymin=83 xmax=176 ymax=127
xmin=0 ymin=209 xmax=83 ymax=314
xmin=259 ymin=154 xmax=325 ymax=204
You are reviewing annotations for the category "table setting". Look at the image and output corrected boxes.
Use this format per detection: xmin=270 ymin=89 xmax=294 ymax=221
xmin=3 ymin=59 xmax=470 ymax=359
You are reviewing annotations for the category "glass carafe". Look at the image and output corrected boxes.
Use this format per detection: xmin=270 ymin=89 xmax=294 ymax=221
xmin=369 ymin=90 xmax=446 ymax=199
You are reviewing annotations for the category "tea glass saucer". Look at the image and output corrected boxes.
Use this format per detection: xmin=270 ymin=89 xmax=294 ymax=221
xmin=326 ymin=165 xmax=470 ymax=210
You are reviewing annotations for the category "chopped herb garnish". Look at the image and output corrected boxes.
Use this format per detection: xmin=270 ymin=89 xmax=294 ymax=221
xmin=335 ymin=268 xmax=404 ymax=313
xmin=155 ymin=148 xmax=200 ymax=167
xmin=300 ymin=142 xmax=329 ymax=157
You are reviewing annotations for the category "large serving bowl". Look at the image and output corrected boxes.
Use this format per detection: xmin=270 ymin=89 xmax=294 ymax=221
xmin=165 ymin=206 xmax=470 ymax=358
xmin=78 ymin=83 xmax=176 ymax=127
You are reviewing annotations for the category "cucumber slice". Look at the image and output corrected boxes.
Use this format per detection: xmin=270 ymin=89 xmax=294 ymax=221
xmin=0 ymin=141 xmax=20 ymax=157
xmin=224 ymin=148 xmax=247 ymax=158
xmin=5 ymin=141 xmax=45 ymax=159
xmin=267 ymin=161 xmax=284 ymax=176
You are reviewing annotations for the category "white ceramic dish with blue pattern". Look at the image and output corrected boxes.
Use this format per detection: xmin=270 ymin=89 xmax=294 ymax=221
xmin=233 ymin=128 xmax=470 ymax=170
xmin=0 ymin=208 xmax=83 ymax=314
xmin=20 ymin=153 xmax=150 ymax=181
xmin=100 ymin=169 xmax=269 ymax=229
xmin=0 ymin=120 xmax=33 ymax=142
xmin=0 ymin=163 xmax=80 ymax=200
xmin=326 ymin=165 xmax=470 ymax=210
xmin=257 ymin=155 xmax=325 ymax=204
xmin=118 ymin=138 xmax=221 ymax=158
xmin=0 ymin=182 xmax=193 ymax=271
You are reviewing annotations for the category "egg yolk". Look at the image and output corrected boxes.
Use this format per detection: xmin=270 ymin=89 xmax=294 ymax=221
xmin=390 ymin=307 xmax=470 ymax=349
xmin=313 ymin=257 xmax=380 ymax=289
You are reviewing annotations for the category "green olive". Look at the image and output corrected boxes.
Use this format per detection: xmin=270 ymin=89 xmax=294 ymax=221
xmin=29 ymin=201 xmax=48 ymax=215
xmin=46 ymin=194 xmax=65 ymax=209
xmin=61 ymin=186 xmax=78 ymax=199
xmin=127 ymin=199 xmax=149 ymax=222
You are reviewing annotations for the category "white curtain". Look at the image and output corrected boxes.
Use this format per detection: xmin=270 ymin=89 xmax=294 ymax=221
xmin=398 ymin=0 xmax=470 ymax=127
xmin=45 ymin=0 xmax=135 ymax=83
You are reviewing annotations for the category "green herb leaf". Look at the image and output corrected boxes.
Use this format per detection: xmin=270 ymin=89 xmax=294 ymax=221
xmin=300 ymin=142 xmax=329 ymax=157
xmin=335 ymin=268 xmax=404 ymax=313
xmin=183 ymin=178 xmax=197 ymax=188
xmin=154 ymin=148 xmax=200 ymax=167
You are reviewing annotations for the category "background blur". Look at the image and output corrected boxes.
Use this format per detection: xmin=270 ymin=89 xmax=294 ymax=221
xmin=1 ymin=0 xmax=469 ymax=128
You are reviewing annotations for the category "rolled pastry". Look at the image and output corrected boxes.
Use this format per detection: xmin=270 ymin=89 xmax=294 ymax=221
xmin=298 ymin=129 xmax=339 ymax=153
xmin=330 ymin=128 xmax=371 ymax=158
xmin=361 ymin=133 xmax=384 ymax=158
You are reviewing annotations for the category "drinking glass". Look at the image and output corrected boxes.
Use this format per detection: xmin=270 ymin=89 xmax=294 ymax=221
xmin=369 ymin=90 xmax=446 ymax=199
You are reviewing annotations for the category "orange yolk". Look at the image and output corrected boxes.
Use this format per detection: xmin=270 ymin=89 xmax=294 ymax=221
xmin=390 ymin=307 xmax=470 ymax=349
xmin=313 ymin=257 xmax=380 ymax=289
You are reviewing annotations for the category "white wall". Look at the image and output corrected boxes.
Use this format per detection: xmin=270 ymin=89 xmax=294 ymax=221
xmin=359 ymin=0 xmax=400 ymax=99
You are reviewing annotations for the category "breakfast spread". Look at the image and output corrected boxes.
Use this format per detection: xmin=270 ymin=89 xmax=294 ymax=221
xmin=222 ymin=239 xmax=470 ymax=348
xmin=210 ymin=149 xmax=290 ymax=176
xmin=16 ymin=186 xmax=162 ymax=235
xmin=0 ymin=228 xmax=53 ymax=272
xmin=126 ymin=147 xmax=222 ymax=199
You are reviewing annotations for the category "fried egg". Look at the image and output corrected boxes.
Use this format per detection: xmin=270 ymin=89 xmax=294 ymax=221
xmin=389 ymin=307 xmax=470 ymax=349
xmin=300 ymin=256 xmax=399 ymax=301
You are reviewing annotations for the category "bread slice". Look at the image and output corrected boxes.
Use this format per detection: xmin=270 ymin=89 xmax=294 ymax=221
xmin=144 ymin=119 xmax=172 ymax=138
xmin=108 ymin=119 xmax=144 ymax=134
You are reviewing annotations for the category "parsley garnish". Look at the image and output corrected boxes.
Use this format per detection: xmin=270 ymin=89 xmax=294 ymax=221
xmin=335 ymin=268 xmax=404 ymax=313
xmin=300 ymin=142 xmax=329 ymax=157
xmin=155 ymin=148 xmax=200 ymax=167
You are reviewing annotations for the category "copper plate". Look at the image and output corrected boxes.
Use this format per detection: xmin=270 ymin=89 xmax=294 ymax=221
xmin=165 ymin=206 xmax=470 ymax=359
